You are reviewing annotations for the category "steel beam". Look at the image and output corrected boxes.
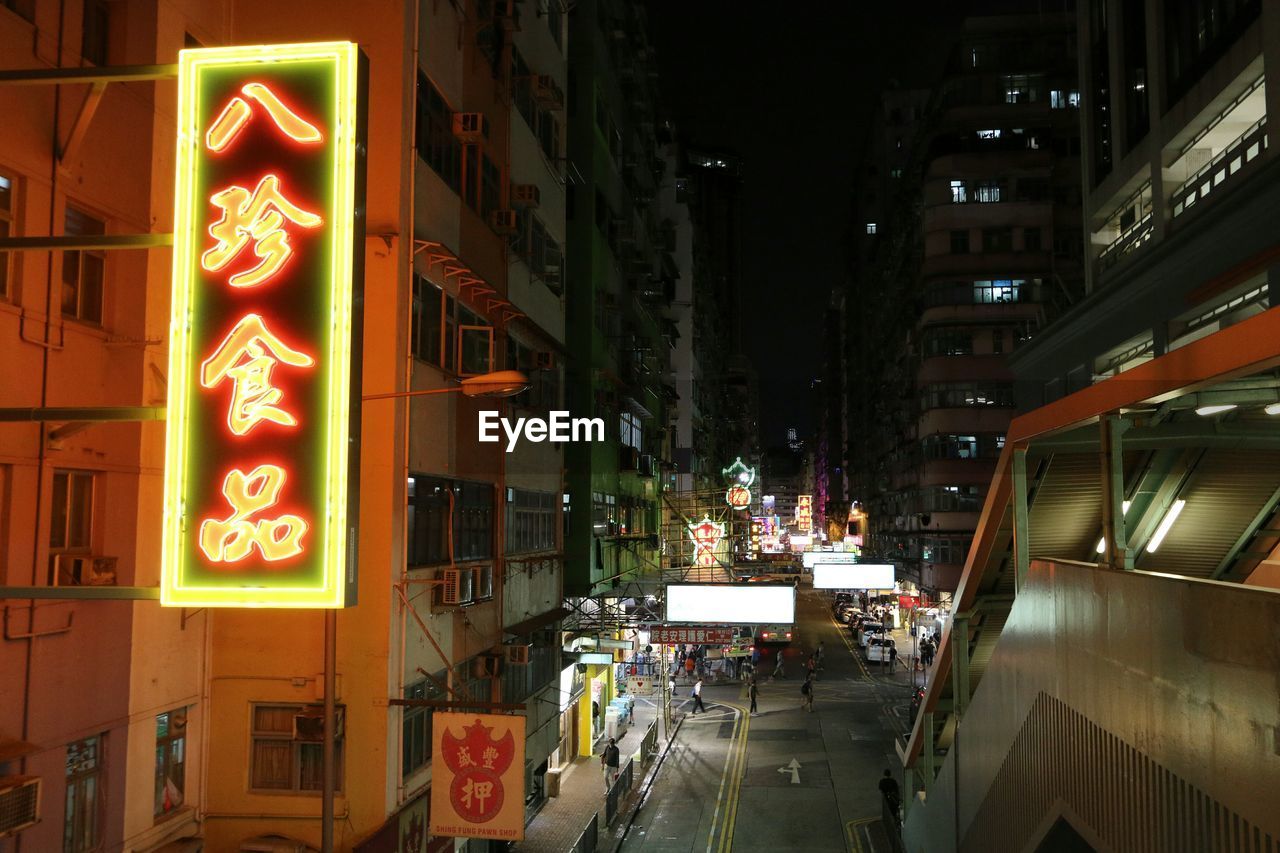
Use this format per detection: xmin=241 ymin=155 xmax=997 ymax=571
xmin=921 ymin=711 xmax=936 ymax=788
xmin=0 ymin=586 xmax=159 ymax=600
xmin=951 ymin=615 xmax=970 ymax=718
xmin=0 ymin=63 xmax=178 ymax=85
xmin=1011 ymin=447 xmax=1030 ymax=592
xmin=0 ymin=406 xmax=165 ymax=422
xmin=1033 ymin=422 xmax=1280 ymax=453
xmin=1212 ymin=484 xmax=1280 ymax=579
xmin=1099 ymin=416 xmax=1133 ymax=570
xmin=0 ymin=233 xmax=172 ymax=251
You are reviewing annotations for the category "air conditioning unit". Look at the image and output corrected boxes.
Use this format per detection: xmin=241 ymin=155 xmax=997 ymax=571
xmin=452 ymin=112 xmax=489 ymax=142
xmin=490 ymin=209 xmax=518 ymax=235
xmin=440 ymin=568 xmax=474 ymax=606
xmin=534 ymin=351 xmax=556 ymax=370
xmin=511 ymin=183 xmax=541 ymax=209
xmin=533 ymin=74 xmax=564 ymax=109
xmin=53 ymin=554 xmax=117 ymax=586
xmin=0 ymin=776 xmax=40 ymax=836
xmin=473 ymin=654 xmax=502 ymax=679
xmin=504 ymin=643 xmax=531 ymax=665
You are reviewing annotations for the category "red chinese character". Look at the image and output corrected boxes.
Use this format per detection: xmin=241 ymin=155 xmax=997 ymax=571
xmin=206 ymin=82 xmax=323 ymax=153
xmin=442 ymin=719 xmax=515 ymax=825
xmin=201 ymin=313 xmax=314 ymax=436
xmin=203 ymin=174 xmax=323 ymax=288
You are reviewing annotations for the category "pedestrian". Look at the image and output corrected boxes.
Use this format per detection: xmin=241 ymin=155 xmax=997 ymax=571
xmin=806 ymin=655 xmax=816 ymax=681
xmin=684 ymin=654 xmax=695 ymax=682
xmin=879 ymin=768 xmax=901 ymax=815
xmin=668 ymin=673 xmax=677 ymax=701
xmin=889 ymin=642 xmax=898 ymax=673
xmin=772 ymin=650 xmax=785 ymax=679
xmin=801 ymin=675 xmax=814 ymax=712
xmin=815 ymin=640 xmax=825 ymax=671
xmin=691 ymin=677 xmax=706 ymax=714
xmin=749 ymin=677 xmax=759 ymax=715
xmin=601 ymin=737 xmax=620 ymax=792
xmin=751 ymin=646 xmax=761 ymax=669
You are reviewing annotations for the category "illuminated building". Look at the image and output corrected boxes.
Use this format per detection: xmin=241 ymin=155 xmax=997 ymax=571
xmin=0 ymin=3 xmax=567 ymax=851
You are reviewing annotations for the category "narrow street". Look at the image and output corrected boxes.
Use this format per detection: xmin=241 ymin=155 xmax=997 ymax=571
xmin=620 ymin=587 xmax=914 ymax=852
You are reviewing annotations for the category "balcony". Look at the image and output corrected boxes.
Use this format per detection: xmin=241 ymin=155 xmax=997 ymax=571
xmin=1170 ymin=117 xmax=1268 ymax=219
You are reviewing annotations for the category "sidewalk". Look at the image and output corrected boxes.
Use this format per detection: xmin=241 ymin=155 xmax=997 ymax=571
xmin=515 ymin=695 xmax=663 ymax=853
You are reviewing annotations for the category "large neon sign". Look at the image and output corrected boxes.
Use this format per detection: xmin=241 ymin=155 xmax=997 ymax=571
xmin=722 ymin=457 xmax=755 ymax=510
xmin=162 ymin=42 xmax=365 ymax=607
xmin=687 ymin=516 xmax=726 ymax=568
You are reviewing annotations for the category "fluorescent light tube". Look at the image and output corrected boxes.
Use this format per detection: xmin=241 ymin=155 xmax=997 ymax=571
xmin=1146 ymin=499 xmax=1186 ymax=553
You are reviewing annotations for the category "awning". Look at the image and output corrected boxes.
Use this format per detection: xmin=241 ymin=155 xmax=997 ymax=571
xmin=503 ymin=605 xmax=571 ymax=636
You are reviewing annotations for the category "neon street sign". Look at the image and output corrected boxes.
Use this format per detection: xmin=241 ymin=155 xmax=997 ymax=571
xmin=162 ymin=42 xmax=365 ymax=607
xmin=688 ymin=515 xmax=726 ymax=568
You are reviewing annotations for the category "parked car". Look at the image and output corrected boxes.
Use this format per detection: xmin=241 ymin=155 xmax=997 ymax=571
xmin=865 ymin=637 xmax=896 ymax=662
xmin=857 ymin=622 xmax=885 ymax=648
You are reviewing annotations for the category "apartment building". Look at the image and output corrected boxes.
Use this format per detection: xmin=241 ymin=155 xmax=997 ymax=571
xmin=848 ymin=12 xmax=1081 ymax=596
xmin=0 ymin=1 xmax=568 ymax=851
xmin=1010 ymin=0 xmax=1280 ymax=403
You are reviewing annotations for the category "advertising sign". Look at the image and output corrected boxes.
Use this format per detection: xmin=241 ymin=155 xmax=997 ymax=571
xmin=430 ymin=713 xmax=525 ymax=842
xmin=162 ymin=42 xmax=365 ymax=607
xmin=687 ymin=515 xmax=726 ymax=568
xmin=812 ymin=563 xmax=896 ymax=590
xmin=802 ymin=552 xmax=868 ymax=569
xmin=665 ymin=584 xmax=796 ymax=624
xmin=898 ymin=595 xmax=921 ymax=609
xmin=796 ymin=494 xmax=812 ymax=531
xmin=649 ymin=625 xmax=735 ymax=644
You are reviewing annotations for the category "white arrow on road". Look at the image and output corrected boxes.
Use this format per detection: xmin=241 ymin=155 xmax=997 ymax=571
xmin=776 ymin=758 xmax=802 ymax=784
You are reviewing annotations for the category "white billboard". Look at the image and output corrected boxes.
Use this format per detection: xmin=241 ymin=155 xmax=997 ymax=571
xmin=664 ymin=584 xmax=796 ymax=624
xmin=802 ymin=552 xmax=865 ymax=569
xmin=812 ymin=563 xmax=895 ymax=590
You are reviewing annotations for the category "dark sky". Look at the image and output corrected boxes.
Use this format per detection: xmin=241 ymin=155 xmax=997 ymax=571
xmin=648 ymin=4 xmax=973 ymax=447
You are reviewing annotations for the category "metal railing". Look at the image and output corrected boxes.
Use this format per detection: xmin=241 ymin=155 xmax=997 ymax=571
xmin=883 ymin=792 xmax=907 ymax=853
xmin=570 ymin=812 xmax=600 ymax=853
xmin=640 ymin=720 xmax=659 ymax=766
xmin=1171 ymin=117 xmax=1268 ymax=218
xmin=605 ymin=757 xmax=635 ymax=825
xmin=1095 ymin=211 xmax=1153 ymax=274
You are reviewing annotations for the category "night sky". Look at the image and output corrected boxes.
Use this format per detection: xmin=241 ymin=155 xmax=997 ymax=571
xmin=649 ymin=3 xmax=1008 ymax=447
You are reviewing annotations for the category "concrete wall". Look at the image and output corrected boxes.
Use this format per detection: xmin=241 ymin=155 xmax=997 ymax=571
xmin=904 ymin=558 xmax=1280 ymax=852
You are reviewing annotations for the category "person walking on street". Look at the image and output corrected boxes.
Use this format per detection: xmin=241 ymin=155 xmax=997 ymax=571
xmin=684 ymin=654 xmax=695 ymax=682
xmin=691 ymin=677 xmax=706 ymax=714
xmin=749 ymin=678 xmax=759 ymax=715
xmin=801 ymin=675 xmax=814 ymax=712
xmin=601 ymin=738 xmax=621 ymax=792
xmin=772 ymin=650 xmax=785 ymax=679
xmin=879 ymin=768 xmax=901 ymax=815
xmin=889 ymin=642 xmax=899 ymax=673
xmin=806 ymin=655 xmax=817 ymax=681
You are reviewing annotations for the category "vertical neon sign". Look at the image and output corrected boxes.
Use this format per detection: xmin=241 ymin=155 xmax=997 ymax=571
xmin=162 ymin=42 xmax=364 ymax=607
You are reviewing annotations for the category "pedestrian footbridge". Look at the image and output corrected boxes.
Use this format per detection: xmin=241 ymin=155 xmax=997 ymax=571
xmin=900 ymin=309 xmax=1280 ymax=852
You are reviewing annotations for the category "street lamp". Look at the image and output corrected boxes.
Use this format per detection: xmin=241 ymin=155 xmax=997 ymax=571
xmin=362 ymin=369 xmax=531 ymax=401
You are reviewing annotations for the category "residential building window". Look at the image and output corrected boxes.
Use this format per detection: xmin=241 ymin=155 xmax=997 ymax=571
xmin=505 ymin=489 xmax=557 ymax=554
xmin=0 ymin=171 xmax=13 ymax=300
xmin=865 ymin=222 xmax=877 ymax=235
xmin=411 ymin=275 xmax=492 ymax=374
xmin=62 ymin=206 xmax=104 ymax=324
xmin=407 ymin=475 xmax=494 ymax=565
xmin=921 ymin=327 xmax=973 ymax=357
xmin=506 ymin=335 xmax=560 ymax=412
xmin=949 ymin=180 xmax=966 ymax=203
xmin=921 ymin=434 xmax=979 ymax=460
xmin=481 ymin=151 xmax=500 ymax=218
xmin=1050 ymin=89 xmax=1080 ymax=108
xmin=1023 ymin=227 xmax=1041 ymax=252
xmin=1 ymin=0 xmax=36 ymax=22
xmin=620 ymin=412 xmax=642 ymax=449
xmin=972 ymin=278 xmax=1024 ymax=303
xmin=890 ymin=167 xmax=903 ymax=178
xmin=972 ymin=180 xmax=1004 ymax=203
xmin=592 ymin=491 xmax=618 ymax=536
xmin=919 ymin=382 xmax=1015 ymax=410
xmin=64 ymin=736 xmax=102 ymax=853
xmin=154 ymin=709 xmax=187 ymax=819
xmin=81 ymin=0 xmax=110 ymax=65
xmin=982 ymin=227 xmax=1013 ymax=253
xmin=250 ymin=704 xmax=345 ymax=793
xmin=949 ymin=230 xmax=969 ymax=254
xmin=415 ymin=74 xmax=462 ymax=193
xmin=402 ymin=672 xmax=446 ymax=778
xmin=49 ymin=469 xmax=93 ymax=584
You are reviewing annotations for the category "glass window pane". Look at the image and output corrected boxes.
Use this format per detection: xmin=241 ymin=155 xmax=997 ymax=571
xmin=68 ymin=473 xmax=92 ymax=548
xmin=50 ymin=471 xmax=69 ymax=548
xmin=251 ymin=740 xmax=293 ymax=789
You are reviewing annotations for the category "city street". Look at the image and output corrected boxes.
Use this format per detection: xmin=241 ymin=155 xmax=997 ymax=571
xmin=619 ymin=587 xmax=914 ymax=852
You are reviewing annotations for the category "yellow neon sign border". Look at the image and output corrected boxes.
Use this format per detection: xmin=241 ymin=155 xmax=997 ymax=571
xmin=161 ymin=41 xmax=358 ymax=608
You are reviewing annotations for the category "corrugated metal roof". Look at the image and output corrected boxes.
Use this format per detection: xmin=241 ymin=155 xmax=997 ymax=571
xmin=1028 ymin=454 xmax=1101 ymax=561
xmin=1135 ymin=449 xmax=1280 ymax=577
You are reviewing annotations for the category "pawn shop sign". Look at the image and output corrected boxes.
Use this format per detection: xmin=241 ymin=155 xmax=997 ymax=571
xmin=161 ymin=42 xmax=367 ymax=608
xmin=430 ymin=713 xmax=526 ymax=842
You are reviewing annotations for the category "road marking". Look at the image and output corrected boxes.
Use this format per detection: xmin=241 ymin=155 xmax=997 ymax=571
xmin=714 ymin=697 xmax=750 ymax=853
xmin=776 ymin=757 xmax=802 ymax=784
xmin=845 ymin=817 xmax=876 ymax=853
xmin=703 ymin=702 xmax=741 ymax=853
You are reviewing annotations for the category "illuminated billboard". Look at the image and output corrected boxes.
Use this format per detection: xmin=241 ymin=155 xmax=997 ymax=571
xmin=812 ymin=563 xmax=896 ymax=590
xmin=796 ymin=494 xmax=812 ymax=531
xmin=665 ymin=583 xmax=796 ymax=624
xmin=162 ymin=42 xmax=366 ymax=607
